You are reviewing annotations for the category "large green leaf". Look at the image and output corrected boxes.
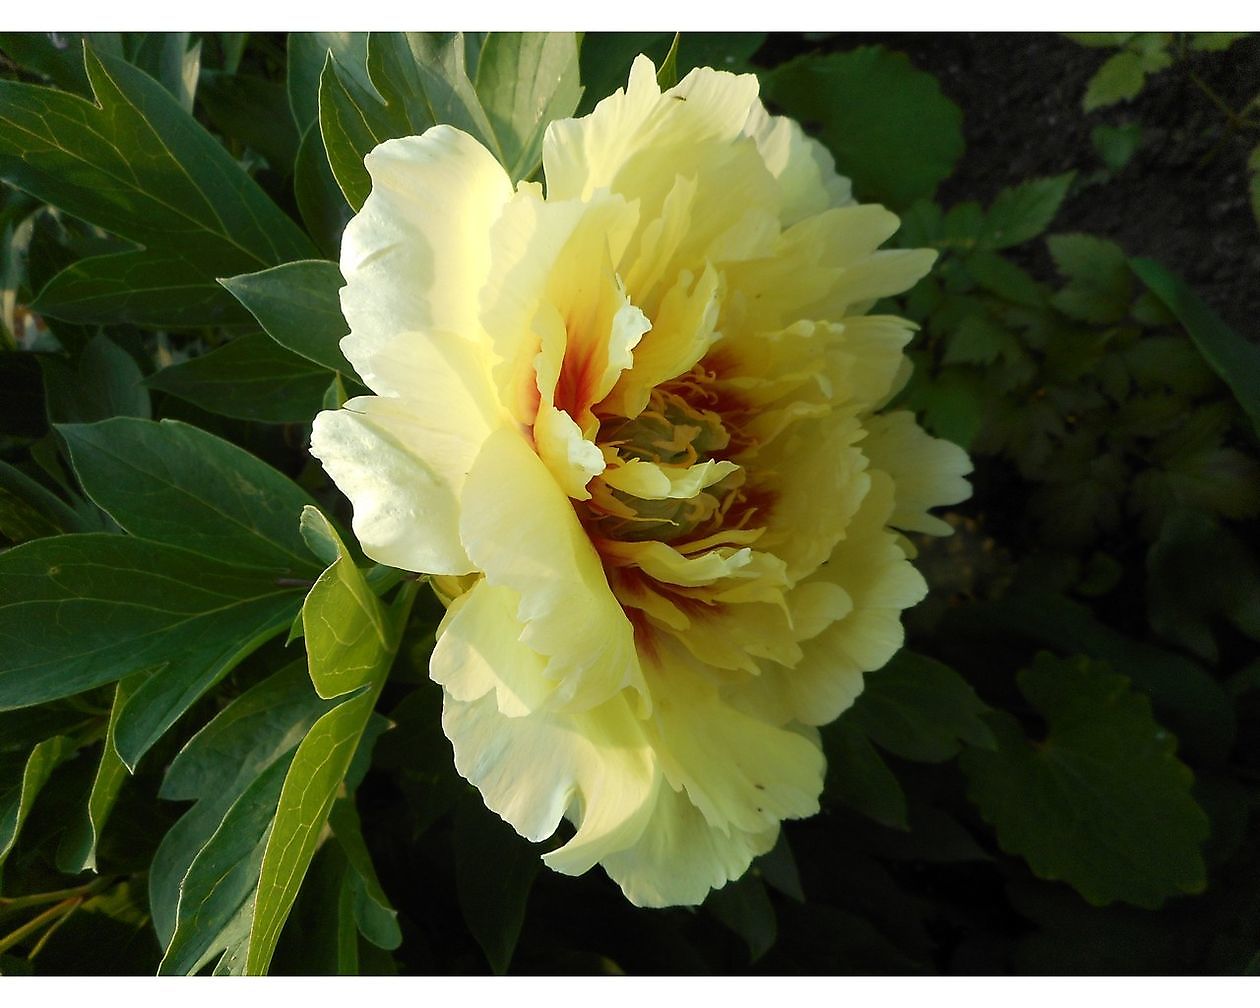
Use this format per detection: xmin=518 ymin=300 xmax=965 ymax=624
xmin=0 ymin=458 xmax=86 ymax=544
xmin=0 ymin=534 xmax=299 ymax=749
xmin=763 ymin=47 xmax=963 ymax=210
xmin=0 ymin=44 xmax=315 ymax=325
xmin=848 ymin=651 xmax=995 ymax=763
xmin=288 ymin=33 xmax=370 ymax=134
xmin=1131 ymin=256 xmax=1260 ymax=438
xmin=31 ymin=248 xmax=248 ymax=327
xmin=59 ymin=418 xmax=321 ymax=577
xmin=220 ymin=260 xmax=352 ymax=376
xmin=328 ymin=797 xmax=401 ymax=951
xmin=962 ymin=653 xmax=1209 ymax=908
xmin=145 ymin=334 xmax=332 ymax=424
xmin=820 ymin=717 xmax=907 ymax=829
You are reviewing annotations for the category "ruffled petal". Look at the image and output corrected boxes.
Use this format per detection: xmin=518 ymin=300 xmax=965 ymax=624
xmin=861 ymin=411 xmax=973 ymax=535
xmin=340 ymin=127 xmax=513 ymax=394
xmin=460 ymin=427 xmax=645 ymax=711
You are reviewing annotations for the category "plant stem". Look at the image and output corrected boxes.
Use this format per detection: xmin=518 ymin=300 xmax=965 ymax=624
xmin=0 ymin=876 xmax=111 ymax=917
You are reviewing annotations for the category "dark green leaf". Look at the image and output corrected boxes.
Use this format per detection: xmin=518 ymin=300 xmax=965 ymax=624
xmin=962 ymin=653 xmax=1209 ymax=908
xmin=1083 ymin=50 xmax=1147 ymax=111
xmin=32 ymin=248 xmax=250 ymax=328
xmin=706 ymin=873 xmax=777 ymax=962
xmin=0 ymin=734 xmax=76 ymax=872
xmin=0 ymin=458 xmax=85 ymax=543
xmin=655 ymin=33 xmax=681 ymax=89
xmin=1131 ymin=256 xmax=1260 ymax=437
xmin=979 ymin=173 xmax=1075 ymax=250
xmin=1091 ymin=123 xmax=1142 ymax=171
xmin=198 ymin=71 xmax=299 ymax=173
xmin=59 ymin=417 xmax=321 ymax=576
xmin=41 ymin=333 xmax=150 ymax=424
xmin=0 ymin=534 xmax=298 ymax=753
xmin=0 ymin=46 xmax=315 ymax=324
xmin=0 ymin=33 xmax=124 ymax=96
xmin=288 ymin=33 xmax=369 ymax=133
xmin=821 ymin=717 xmax=907 ymax=829
xmin=763 ymin=47 xmax=963 ymax=209
xmin=221 ymin=260 xmax=351 ymax=375
xmin=152 ymin=661 xmax=332 ymax=947
xmin=850 ymin=651 xmax=995 ymax=762
xmin=1048 ymin=233 xmax=1132 ymax=323
xmin=328 ymin=797 xmax=401 ymax=950
xmin=294 ymin=120 xmax=354 ymax=259
xmin=318 ymin=50 xmax=403 ymax=211
xmin=56 ymin=671 xmax=145 ymax=873
xmin=454 ymin=792 xmax=540 ymax=974
xmin=146 ymin=334 xmax=331 ymax=424
xmin=964 ymin=251 xmax=1045 ymax=308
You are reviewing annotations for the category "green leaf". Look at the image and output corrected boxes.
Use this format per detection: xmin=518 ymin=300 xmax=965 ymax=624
xmin=198 ymin=71 xmax=300 ymax=174
xmin=1146 ymin=510 xmax=1260 ymax=663
xmin=151 ymin=661 xmax=333 ymax=949
xmin=41 ymin=333 xmax=150 ymax=424
xmin=328 ymin=797 xmax=401 ymax=950
xmin=475 ymin=32 xmax=582 ymax=181
xmin=288 ymin=33 xmax=370 ymax=133
xmin=1048 ymin=233 xmax=1132 ymax=323
xmin=294 ymin=120 xmax=355 ymax=259
xmin=59 ymin=417 xmax=321 ymax=576
xmin=245 ymin=582 xmax=415 ymax=975
xmin=1091 ymin=123 xmax=1142 ymax=172
xmin=454 ymin=792 xmax=540 ymax=974
xmin=146 ymin=334 xmax=332 ymax=424
xmin=763 ymin=47 xmax=964 ymax=209
xmin=821 ymin=717 xmax=907 ymax=829
xmin=1130 ymin=256 xmax=1260 ymax=438
xmin=246 ymin=688 xmax=376 ymax=974
xmin=31 ymin=248 xmax=251 ymax=328
xmin=706 ymin=873 xmax=777 ymax=962
xmin=979 ymin=173 xmax=1075 ymax=250
xmin=1247 ymin=143 xmax=1260 ymax=235
xmin=56 ymin=671 xmax=146 ymax=873
xmin=961 ymin=653 xmax=1209 ymax=908
xmin=964 ymin=251 xmax=1045 ymax=308
xmin=0 ymin=535 xmax=299 ymax=755
xmin=317 ymin=51 xmax=402 ymax=212
xmin=655 ymin=33 xmax=681 ymax=89
xmin=220 ymin=260 xmax=352 ymax=376
xmin=158 ymin=753 xmax=293 ymax=975
xmin=1190 ymin=32 xmax=1250 ymax=51
xmin=849 ymin=651 xmax=994 ymax=763
xmin=0 ymin=33 xmax=125 ymax=96
xmin=0 ymin=46 xmax=316 ymax=324
xmin=943 ymin=313 xmax=1008 ymax=366
xmin=1064 ymin=33 xmax=1134 ymax=48
xmin=1083 ymin=50 xmax=1147 ymax=111
xmin=0 ymin=458 xmax=85 ymax=543
xmin=300 ymin=507 xmax=388 ymax=700
xmin=0 ymin=734 xmax=76 ymax=872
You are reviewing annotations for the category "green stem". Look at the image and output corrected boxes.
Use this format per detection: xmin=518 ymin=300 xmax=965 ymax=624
xmin=0 ymin=876 xmax=111 ymax=917
xmin=0 ymin=901 xmax=74 ymax=956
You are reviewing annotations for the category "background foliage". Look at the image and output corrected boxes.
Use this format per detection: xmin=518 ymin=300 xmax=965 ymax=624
xmin=0 ymin=31 xmax=1257 ymax=975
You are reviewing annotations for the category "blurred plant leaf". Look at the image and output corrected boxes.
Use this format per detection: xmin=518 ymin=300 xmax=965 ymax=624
xmin=1083 ymin=50 xmax=1147 ymax=111
xmin=1091 ymin=123 xmax=1142 ymax=172
xmin=706 ymin=873 xmax=777 ymax=962
xmin=1131 ymin=256 xmax=1260 ymax=438
xmin=763 ymin=46 xmax=963 ymax=209
xmin=1048 ymin=233 xmax=1132 ymax=323
xmin=821 ymin=717 xmax=907 ymax=829
xmin=962 ymin=653 xmax=1209 ymax=908
xmin=849 ymin=651 xmax=995 ymax=763
xmin=978 ymin=173 xmax=1075 ymax=250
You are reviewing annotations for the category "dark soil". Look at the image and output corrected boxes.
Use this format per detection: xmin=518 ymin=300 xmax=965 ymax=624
xmin=760 ymin=32 xmax=1260 ymax=340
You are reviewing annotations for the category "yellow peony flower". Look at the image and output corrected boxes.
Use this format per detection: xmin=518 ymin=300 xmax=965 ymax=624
xmin=310 ymin=56 xmax=971 ymax=907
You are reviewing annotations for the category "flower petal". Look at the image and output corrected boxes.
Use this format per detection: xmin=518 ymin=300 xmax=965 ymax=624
xmin=340 ymin=127 xmax=513 ymax=394
xmin=460 ymin=427 xmax=645 ymax=711
xmin=862 ymin=411 xmax=973 ymax=535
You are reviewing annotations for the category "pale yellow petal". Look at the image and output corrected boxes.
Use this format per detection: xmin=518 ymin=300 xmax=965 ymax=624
xmin=340 ymin=127 xmax=512 ymax=394
xmin=460 ymin=427 xmax=645 ymax=711
xmin=861 ymin=411 xmax=973 ymax=535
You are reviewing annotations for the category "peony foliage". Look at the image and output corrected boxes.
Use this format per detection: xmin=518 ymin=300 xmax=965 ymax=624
xmin=0 ymin=31 xmax=1256 ymax=975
